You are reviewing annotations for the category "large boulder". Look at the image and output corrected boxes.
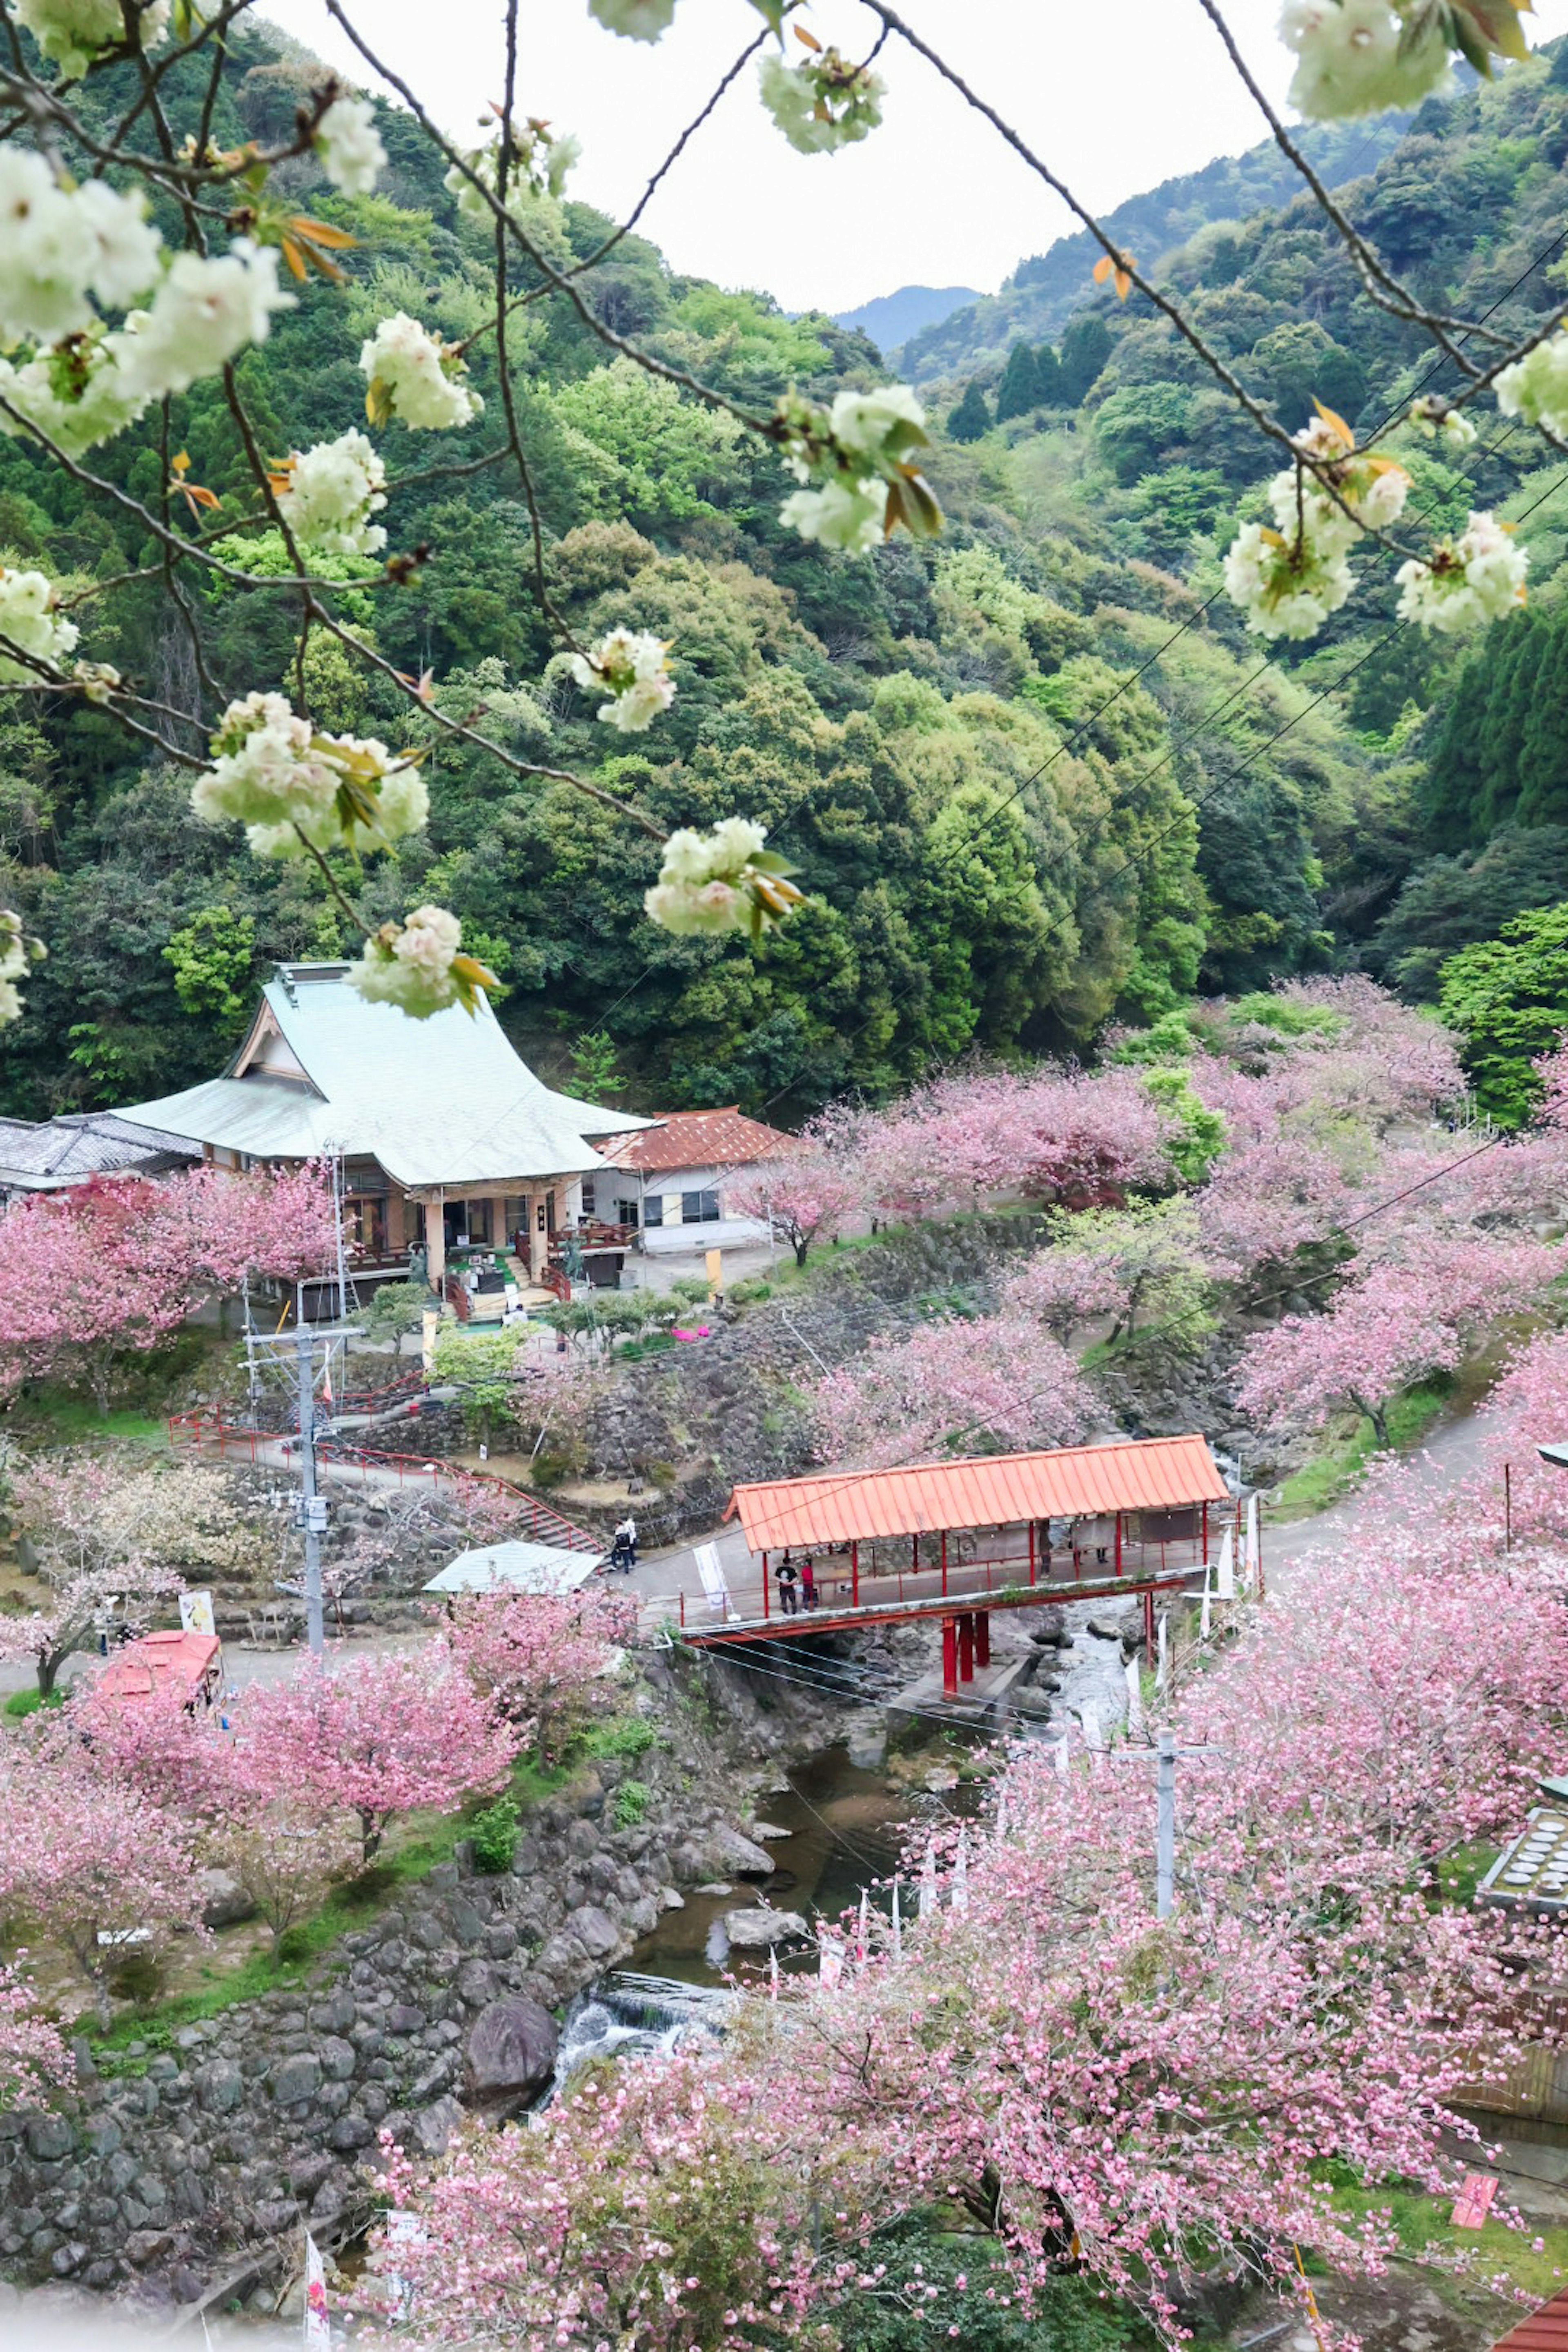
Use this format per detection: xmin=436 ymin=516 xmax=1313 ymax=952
xmin=722 ymin=1908 xmax=808 ymax=1951
xmin=689 ymin=1825 xmax=776 ymax=1881
xmin=463 ymin=1998 xmax=560 ymax=2118
xmin=198 ymin=1868 xmax=256 ymax=1930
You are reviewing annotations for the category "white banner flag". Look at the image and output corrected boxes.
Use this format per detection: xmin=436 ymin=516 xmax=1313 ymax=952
xmin=1215 ymin=1525 xmax=1235 ymax=1601
xmin=179 ymin=1589 xmax=215 ymax=1637
xmin=303 ymin=2230 xmax=330 ymax=2352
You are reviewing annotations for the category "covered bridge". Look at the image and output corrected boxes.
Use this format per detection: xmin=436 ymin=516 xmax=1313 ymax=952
xmin=698 ymin=1435 xmax=1231 ymax=1690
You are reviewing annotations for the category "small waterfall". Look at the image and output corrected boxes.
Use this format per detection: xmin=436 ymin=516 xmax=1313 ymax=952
xmin=546 ymin=1971 xmax=733 ymax=2100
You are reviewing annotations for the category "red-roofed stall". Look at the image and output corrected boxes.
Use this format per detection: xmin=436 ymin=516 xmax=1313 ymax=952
xmin=96 ymin=1629 xmax=223 ymax=1708
xmin=1492 ymin=2287 xmax=1568 ymax=2352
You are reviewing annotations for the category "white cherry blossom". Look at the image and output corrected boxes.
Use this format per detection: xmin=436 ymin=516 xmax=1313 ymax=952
xmin=0 ymin=910 xmax=44 ymax=1030
xmin=0 ymin=566 xmax=81 ymax=683
xmin=15 ymin=0 xmax=170 ymax=80
xmin=588 ymin=0 xmax=678 ymax=40
xmin=274 ymin=429 xmax=388 ymax=556
xmin=118 ymin=240 xmax=294 ymax=401
xmin=315 ymin=94 xmax=386 ymax=198
xmin=1494 ymin=330 xmax=1568 ymax=441
xmin=758 ymin=50 xmax=885 ymax=155
xmin=1278 ymin=0 xmax=1452 ymax=120
xmin=445 ymin=121 xmax=580 ymax=221
xmin=568 ymin=628 xmax=675 ymax=732
xmin=0 ymin=330 xmax=151 ymax=457
xmin=1395 ymin=510 xmax=1530 ymax=633
xmin=349 ymin=906 xmax=488 ymax=1018
xmin=644 ymin=815 xmax=803 ymax=938
xmin=1223 ymin=517 xmax=1355 ymax=639
xmin=779 ymin=476 xmax=887 ymax=553
xmin=360 ymin=312 xmax=483 ymax=432
xmin=0 ymin=152 xmax=160 ymax=345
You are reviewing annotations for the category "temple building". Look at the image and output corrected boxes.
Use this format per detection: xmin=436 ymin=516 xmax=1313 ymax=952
xmin=113 ymin=961 xmax=652 ymax=1294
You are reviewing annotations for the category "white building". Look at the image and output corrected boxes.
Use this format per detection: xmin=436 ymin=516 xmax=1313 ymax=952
xmin=593 ymin=1107 xmax=800 ymax=1273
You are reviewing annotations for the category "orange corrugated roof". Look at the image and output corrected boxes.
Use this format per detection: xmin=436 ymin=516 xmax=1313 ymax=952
xmin=596 ymin=1107 xmax=800 ymax=1176
xmin=726 ymin=1435 xmax=1228 ymax=1552
xmin=1493 ymin=2290 xmax=1568 ymax=2352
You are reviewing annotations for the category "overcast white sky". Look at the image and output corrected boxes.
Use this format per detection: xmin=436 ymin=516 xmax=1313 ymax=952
xmin=259 ymin=0 xmax=1568 ymax=316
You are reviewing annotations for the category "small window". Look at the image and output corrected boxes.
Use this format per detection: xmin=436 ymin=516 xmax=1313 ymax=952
xmin=640 ymin=1195 xmax=661 ymax=1228
xmin=682 ymin=1189 xmax=721 ymax=1224
xmin=580 ymin=1181 xmax=596 ymax=1217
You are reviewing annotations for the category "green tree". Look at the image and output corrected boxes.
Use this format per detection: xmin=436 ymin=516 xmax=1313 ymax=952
xmin=163 ymin=906 xmax=256 ymax=1035
xmin=430 ymin=1326 xmax=527 ymax=1449
xmin=947 ymin=380 xmax=991 ymax=443
xmin=1058 ymin=313 xmax=1113 ymax=403
xmin=568 ymin=1027 xmax=627 ymax=1100
xmin=1371 ymin=827 xmax=1568 ymax=1000
xmin=994 ymin=339 xmax=1040 ymax=421
xmin=1033 ymin=341 xmax=1065 ymax=404
xmin=1438 ymin=898 xmax=1568 ymax=1122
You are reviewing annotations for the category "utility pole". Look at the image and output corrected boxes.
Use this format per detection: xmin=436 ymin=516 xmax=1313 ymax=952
xmin=1156 ymin=1727 xmax=1176 ymax=1920
xmin=295 ymin=1313 xmax=325 ymax=1659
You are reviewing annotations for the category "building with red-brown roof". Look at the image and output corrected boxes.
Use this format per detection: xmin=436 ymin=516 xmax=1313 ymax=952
xmin=593 ymin=1107 xmax=800 ymax=1270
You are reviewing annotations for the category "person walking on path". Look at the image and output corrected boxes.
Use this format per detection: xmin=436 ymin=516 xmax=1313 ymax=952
xmin=777 ymin=1557 xmax=800 ymax=1615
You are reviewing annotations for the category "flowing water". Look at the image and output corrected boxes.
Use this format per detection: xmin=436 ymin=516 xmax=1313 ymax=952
xmin=626 ymin=1739 xmax=982 ymax=1989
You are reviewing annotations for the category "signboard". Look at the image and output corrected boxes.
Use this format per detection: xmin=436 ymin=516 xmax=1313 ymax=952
xmin=1450 ymin=2173 xmax=1499 ymax=2229
xmin=178 ymin=1589 xmax=215 ymax=1637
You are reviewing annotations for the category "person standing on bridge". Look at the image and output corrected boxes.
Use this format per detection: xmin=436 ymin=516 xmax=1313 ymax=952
xmin=777 ymin=1556 xmax=799 ymax=1615
xmin=800 ymin=1556 xmax=817 ymax=1613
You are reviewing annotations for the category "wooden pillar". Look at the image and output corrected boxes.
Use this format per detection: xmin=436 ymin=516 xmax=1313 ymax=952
xmin=1114 ymin=1512 xmax=1123 ymax=1579
xmin=1028 ymin=1521 xmax=1037 ymax=1586
xmin=958 ymin=1614 xmax=975 ymax=1682
xmin=851 ymin=1539 xmax=859 ymax=1606
xmin=1143 ymin=1588 xmax=1155 ymax=1650
xmin=940 ymin=1529 xmax=948 ymax=1597
xmin=762 ymin=1551 xmax=770 ymax=1620
xmin=1200 ymin=1499 xmax=1209 ymax=1567
xmin=423 ymin=1199 xmax=445 ymax=1291
xmin=941 ymin=1616 xmax=958 ymax=1699
xmin=975 ymin=1610 xmax=991 ymax=1668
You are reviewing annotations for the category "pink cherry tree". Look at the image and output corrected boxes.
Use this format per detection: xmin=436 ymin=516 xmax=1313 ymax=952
xmin=0 ymin=1965 xmax=70 ymax=2112
xmin=442 ymin=1587 xmax=634 ymax=1764
xmin=724 ymin=1114 xmax=867 ymax=1267
xmin=236 ymin=1651 xmax=516 ymax=1866
xmin=0 ymin=1163 xmax=339 ymax=1408
xmin=0 ymin=1724 xmax=203 ymax=2024
xmin=1238 ymin=1225 xmax=1560 ymax=1449
xmin=811 ymin=1310 xmax=1093 ymax=1468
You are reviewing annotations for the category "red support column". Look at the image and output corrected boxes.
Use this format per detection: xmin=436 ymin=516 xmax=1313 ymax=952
xmin=1200 ymin=1500 xmax=1209 ymax=1567
xmin=958 ymin=1613 xmax=975 ymax=1683
xmin=851 ymin=1540 xmax=859 ymax=1607
xmin=1142 ymin=1588 xmax=1155 ymax=1650
xmin=975 ymin=1610 xmax=991 ymax=1668
xmin=941 ymin=1616 xmax=958 ymax=1698
xmin=762 ymin=1550 xmax=770 ymax=1621
xmin=940 ymin=1530 xmax=948 ymax=1597
xmin=1028 ymin=1521 xmax=1037 ymax=1586
xmin=1114 ymin=1512 xmax=1122 ymax=1579
xmin=912 ymin=1532 xmax=919 ymax=1585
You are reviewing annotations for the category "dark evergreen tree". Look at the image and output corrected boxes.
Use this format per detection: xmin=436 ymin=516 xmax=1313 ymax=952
xmin=1033 ymin=342 xmax=1065 ymax=405
xmin=947 ymin=381 xmax=992 ymax=442
xmin=1058 ymin=314 xmax=1113 ymax=404
xmin=995 ymin=340 xmax=1041 ymax=421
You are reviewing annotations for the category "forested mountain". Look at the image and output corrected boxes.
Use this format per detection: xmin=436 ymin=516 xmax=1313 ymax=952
xmin=893 ymin=111 xmax=1417 ymax=380
xmin=834 ymin=285 xmax=979 ymax=348
xmin=1 ymin=21 xmax=1566 ymax=1125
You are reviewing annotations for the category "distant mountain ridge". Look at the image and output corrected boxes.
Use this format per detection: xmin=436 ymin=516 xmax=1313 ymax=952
xmin=891 ymin=111 xmax=1418 ymax=382
xmin=833 ymin=284 xmax=980 ymax=352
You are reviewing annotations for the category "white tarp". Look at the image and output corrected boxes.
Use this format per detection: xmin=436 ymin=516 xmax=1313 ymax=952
xmin=1215 ymin=1523 xmax=1235 ymax=1600
xmin=424 ymin=1539 xmax=604 ymax=1596
xmin=303 ymin=2231 xmax=330 ymax=2352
